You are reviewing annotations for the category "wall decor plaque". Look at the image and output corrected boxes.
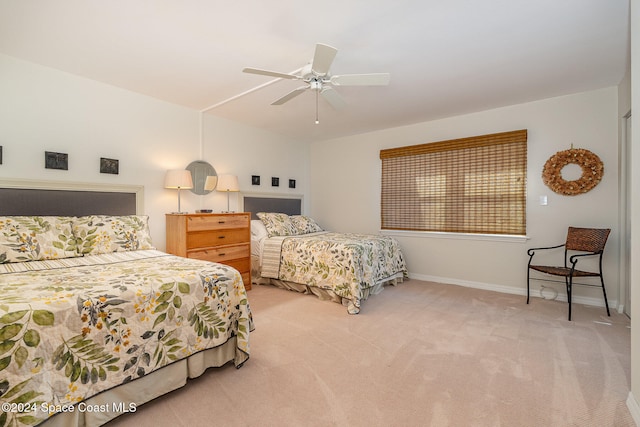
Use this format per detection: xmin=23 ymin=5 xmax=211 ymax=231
xmin=100 ymin=157 xmax=119 ymax=174
xmin=45 ymin=151 xmax=68 ymax=170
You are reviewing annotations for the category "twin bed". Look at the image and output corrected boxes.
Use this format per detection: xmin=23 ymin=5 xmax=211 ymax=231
xmin=1 ymin=184 xmax=407 ymax=427
xmin=244 ymin=196 xmax=407 ymax=314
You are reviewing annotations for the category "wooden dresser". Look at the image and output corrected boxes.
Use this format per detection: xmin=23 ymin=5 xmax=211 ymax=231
xmin=165 ymin=213 xmax=251 ymax=290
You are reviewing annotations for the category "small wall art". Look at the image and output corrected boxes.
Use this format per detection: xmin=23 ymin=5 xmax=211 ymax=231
xmin=289 ymin=179 xmax=296 ymax=189
xmin=45 ymin=151 xmax=68 ymax=170
xmin=252 ymin=175 xmax=261 ymax=185
xmin=100 ymin=157 xmax=119 ymax=174
xmin=272 ymin=177 xmax=279 ymax=187
xmin=0 ymin=146 xmax=3 ymax=165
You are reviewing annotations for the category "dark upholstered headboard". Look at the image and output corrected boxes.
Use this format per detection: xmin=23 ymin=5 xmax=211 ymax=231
xmin=242 ymin=194 xmax=302 ymax=220
xmin=0 ymin=179 xmax=144 ymax=216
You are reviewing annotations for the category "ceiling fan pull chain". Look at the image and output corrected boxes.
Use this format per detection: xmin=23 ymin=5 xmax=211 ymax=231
xmin=315 ymin=90 xmax=320 ymax=124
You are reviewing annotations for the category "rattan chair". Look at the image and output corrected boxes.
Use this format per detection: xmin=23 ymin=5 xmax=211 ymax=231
xmin=526 ymin=227 xmax=611 ymax=321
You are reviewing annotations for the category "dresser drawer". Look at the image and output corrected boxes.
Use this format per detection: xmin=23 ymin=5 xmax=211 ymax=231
xmin=187 ymin=214 xmax=249 ymax=232
xmin=222 ymin=258 xmax=250 ymax=275
xmin=187 ymin=244 xmax=249 ymax=264
xmin=187 ymin=229 xmax=247 ymax=249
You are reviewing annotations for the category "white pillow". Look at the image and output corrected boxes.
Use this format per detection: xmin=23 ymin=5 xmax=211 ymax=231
xmin=251 ymin=220 xmax=268 ymax=241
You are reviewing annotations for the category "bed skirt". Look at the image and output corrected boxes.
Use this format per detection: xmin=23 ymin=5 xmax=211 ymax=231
xmin=41 ymin=337 xmax=240 ymax=427
xmin=253 ymin=273 xmax=405 ymax=314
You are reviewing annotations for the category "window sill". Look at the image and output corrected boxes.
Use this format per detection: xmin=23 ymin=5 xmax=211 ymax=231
xmin=380 ymin=229 xmax=529 ymax=243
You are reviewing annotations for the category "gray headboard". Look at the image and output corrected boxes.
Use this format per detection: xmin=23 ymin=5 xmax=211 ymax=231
xmin=0 ymin=179 xmax=144 ymax=216
xmin=242 ymin=195 xmax=302 ymax=220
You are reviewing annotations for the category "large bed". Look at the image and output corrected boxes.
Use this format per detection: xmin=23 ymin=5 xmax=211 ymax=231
xmin=244 ymin=195 xmax=407 ymax=314
xmin=0 ymin=180 xmax=253 ymax=427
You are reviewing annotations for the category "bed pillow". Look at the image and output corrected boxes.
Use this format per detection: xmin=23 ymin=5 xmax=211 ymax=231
xmin=0 ymin=216 xmax=78 ymax=263
xmin=256 ymin=212 xmax=296 ymax=237
xmin=290 ymin=215 xmax=323 ymax=235
xmin=251 ymin=219 xmax=269 ymax=241
xmin=73 ymin=215 xmax=155 ymax=255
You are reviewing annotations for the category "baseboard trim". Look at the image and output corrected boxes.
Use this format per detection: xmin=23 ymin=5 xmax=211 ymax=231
xmin=627 ymin=392 xmax=640 ymax=426
xmin=408 ymin=273 xmax=618 ymax=310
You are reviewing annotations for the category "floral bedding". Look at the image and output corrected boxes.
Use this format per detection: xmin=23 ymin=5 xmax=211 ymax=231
xmin=260 ymin=231 xmax=407 ymax=314
xmin=0 ymin=250 xmax=252 ymax=426
xmin=0 ymin=215 xmax=155 ymax=263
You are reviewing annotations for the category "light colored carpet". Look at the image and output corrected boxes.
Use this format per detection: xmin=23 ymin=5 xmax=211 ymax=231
xmin=107 ymin=279 xmax=633 ymax=427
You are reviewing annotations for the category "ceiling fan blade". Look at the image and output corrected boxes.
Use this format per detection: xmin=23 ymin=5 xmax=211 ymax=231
xmin=320 ymin=87 xmax=346 ymax=110
xmin=243 ymin=67 xmax=299 ymax=80
xmin=271 ymin=86 xmax=308 ymax=105
xmin=329 ymin=73 xmax=391 ymax=86
xmin=311 ymin=43 xmax=338 ymax=76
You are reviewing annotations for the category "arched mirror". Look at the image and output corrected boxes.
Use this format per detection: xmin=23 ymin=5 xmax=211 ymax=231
xmin=186 ymin=160 xmax=217 ymax=195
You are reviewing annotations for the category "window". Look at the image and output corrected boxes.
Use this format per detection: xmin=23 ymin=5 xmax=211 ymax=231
xmin=380 ymin=129 xmax=527 ymax=235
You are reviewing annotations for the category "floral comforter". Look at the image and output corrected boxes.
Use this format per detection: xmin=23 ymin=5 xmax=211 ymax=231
xmin=261 ymin=232 xmax=407 ymax=313
xmin=0 ymin=250 xmax=252 ymax=426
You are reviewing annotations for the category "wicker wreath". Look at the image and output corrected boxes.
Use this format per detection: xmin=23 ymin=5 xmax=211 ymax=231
xmin=542 ymin=148 xmax=603 ymax=196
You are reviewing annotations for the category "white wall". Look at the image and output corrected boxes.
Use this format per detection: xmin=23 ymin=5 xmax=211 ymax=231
xmin=309 ymin=87 xmax=621 ymax=307
xmin=0 ymin=53 xmax=309 ymax=250
xmin=201 ymin=114 xmax=310 ymax=214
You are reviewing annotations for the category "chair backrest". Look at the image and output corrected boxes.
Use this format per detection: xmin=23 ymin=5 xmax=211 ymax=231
xmin=566 ymin=227 xmax=610 ymax=253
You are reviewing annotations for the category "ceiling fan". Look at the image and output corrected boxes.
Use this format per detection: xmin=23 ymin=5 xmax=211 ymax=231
xmin=243 ymin=43 xmax=390 ymax=123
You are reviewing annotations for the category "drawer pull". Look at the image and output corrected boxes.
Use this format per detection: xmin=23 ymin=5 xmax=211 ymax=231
xmin=219 ymin=253 xmax=226 ymax=256
xmin=218 ymin=236 xmax=225 ymax=239
xmin=218 ymin=220 xmax=226 ymax=224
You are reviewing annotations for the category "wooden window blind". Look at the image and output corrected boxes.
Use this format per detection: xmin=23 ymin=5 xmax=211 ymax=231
xmin=380 ymin=129 xmax=527 ymax=235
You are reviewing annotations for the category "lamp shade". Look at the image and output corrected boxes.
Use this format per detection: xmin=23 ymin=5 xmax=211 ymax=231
xmin=204 ymin=175 xmax=218 ymax=191
xmin=216 ymin=174 xmax=239 ymax=192
xmin=164 ymin=169 xmax=193 ymax=189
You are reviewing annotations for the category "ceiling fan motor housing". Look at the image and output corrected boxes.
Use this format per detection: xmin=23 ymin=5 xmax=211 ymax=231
xmin=309 ymin=79 xmax=323 ymax=91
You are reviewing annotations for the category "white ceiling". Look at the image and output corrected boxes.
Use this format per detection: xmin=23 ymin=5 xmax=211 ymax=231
xmin=0 ymin=0 xmax=630 ymax=142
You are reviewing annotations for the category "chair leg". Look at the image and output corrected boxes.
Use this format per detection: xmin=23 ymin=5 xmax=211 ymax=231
xmin=566 ymin=276 xmax=572 ymax=321
xmin=600 ymin=275 xmax=611 ymax=317
xmin=526 ymin=268 xmax=530 ymax=304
